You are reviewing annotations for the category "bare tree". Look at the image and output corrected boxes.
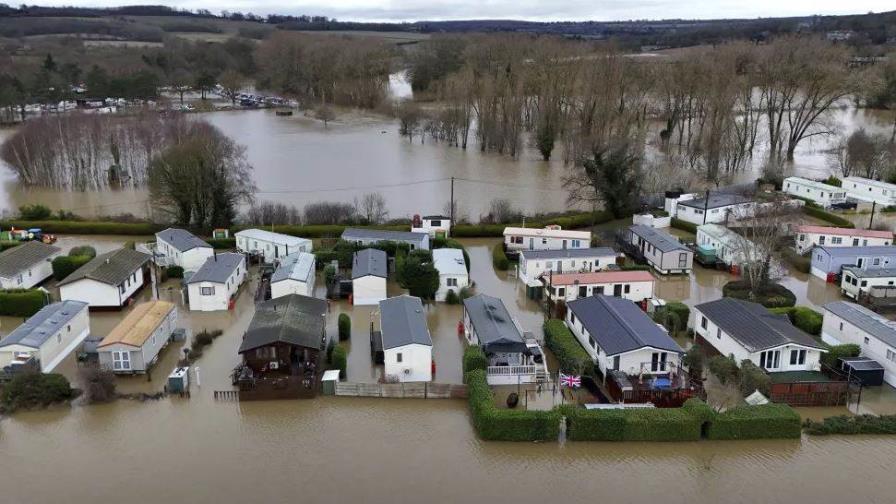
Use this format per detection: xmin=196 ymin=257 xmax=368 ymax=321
xmin=486 ymin=198 xmax=519 ymax=223
xmin=218 ymin=69 xmax=246 ymax=106
xmin=303 ymin=201 xmax=356 ymax=225
xmin=244 ymin=201 xmax=302 ymax=226
xmin=357 ymin=192 xmax=388 ymax=224
xmin=731 ymin=195 xmax=797 ymax=299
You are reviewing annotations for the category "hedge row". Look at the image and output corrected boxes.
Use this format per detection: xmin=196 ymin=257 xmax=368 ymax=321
xmin=561 ymin=400 xmax=711 ymax=441
xmin=0 ymin=240 xmax=21 ymax=252
xmin=466 ymin=370 xmax=561 ymax=441
xmin=803 ymin=414 xmax=896 ymax=435
xmin=722 ymin=280 xmax=796 ymax=308
xmin=492 ymin=243 xmax=510 ymax=271
xmin=801 ymin=206 xmax=855 ymax=228
xmin=52 ymin=255 xmax=93 ymax=281
xmin=205 ymin=237 xmax=236 ymax=250
xmin=769 ymin=306 xmax=823 ymax=335
xmin=707 ymin=404 xmax=802 ymax=440
xmin=0 ymin=289 xmax=48 ymax=317
xmin=463 ymin=345 xmax=488 ymax=374
xmin=331 ymin=344 xmax=347 ymax=379
xmin=543 ymin=319 xmax=594 ymax=375
xmin=671 ymin=218 xmax=697 ymax=234
xmin=0 ymin=220 xmax=161 ymax=235
xmin=820 ymin=343 xmax=860 ymax=368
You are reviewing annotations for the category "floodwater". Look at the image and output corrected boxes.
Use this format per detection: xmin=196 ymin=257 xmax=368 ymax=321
xmin=4 ymin=235 xmax=896 ymax=503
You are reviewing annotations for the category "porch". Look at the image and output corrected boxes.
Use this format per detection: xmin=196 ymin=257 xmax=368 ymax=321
xmin=606 ymin=369 xmax=704 ymax=408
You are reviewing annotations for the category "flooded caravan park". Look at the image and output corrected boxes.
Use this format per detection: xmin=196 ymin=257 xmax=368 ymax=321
xmin=3 ymin=235 xmax=896 ymax=504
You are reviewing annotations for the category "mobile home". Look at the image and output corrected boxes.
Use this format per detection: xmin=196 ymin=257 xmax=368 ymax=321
xmin=623 ymin=225 xmax=693 ymax=274
xmin=235 ymin=229 xmax=312 ymax=263
xmin=783 ymin=177 xmax=847 ymax=208
xmin=502 ymin=226 xmax=590 ymax=254
xmin=97 ymin=301 xmax=178 ymax=374
xmin=0 ymin=300 xmax=90 ymax=372
xmin=0 ymin=241 xmax=61 ymax=289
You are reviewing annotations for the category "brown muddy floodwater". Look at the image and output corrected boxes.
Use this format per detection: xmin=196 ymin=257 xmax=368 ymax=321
xmin=3 ymin=235 xmax=896 ymax=504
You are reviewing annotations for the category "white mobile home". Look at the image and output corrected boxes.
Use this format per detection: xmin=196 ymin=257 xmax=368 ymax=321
xmin=624 ymin=225 xmax=693 ymax=274
xmin=378 ymin=296 xmax=433 ymax=382
xmin=352 ymin=248 xmax=388 ymax=306
xmin=502 ymin=226 xmax=590 ymax=254
xmin=58 ymin=249 xmax=150 ymax=308
xmin=0 ymin=301 xmax=89 ymax=372
xmin=0 ymin=241 xmax=61 ymax=289
xmin=821 ymin=301 xmax=896 ymax=386
xmin=517 ymin=247 xmax=618 ymax=288
xmin=235 ymin=229 xmax=312 ymax=263
xmin=155 ymin=228 xmax=213 ymax=271
xmin=97 ymin=301 xmax=177 ymax=374
xmin=840 ymin=267 xmax=896 ymax=299
xmin=693 ymin=298 xmax=826 ymax=373
xmin=270 ymin=252 xmax=316 ymax=299
xmin=674 ymin=193 xmax=755 ymax=225
xmin=795 ymin=225 xmax=892 ymax=255
xmin=565 ymin=295 xmax=682 ymax=376
xmin=186 ymin=253 xmax=247 ymax=311
xmin=342 ymin=228 xmax=430 ymax=251
xmin=843 ymin=176 xmax=896 ymax=206
xmin=543 ymin=270 xmax=655 ymax=303
xmin=411 ymin=214 xmax=451 ymax=238
xmin=783 ymin=177 xmax=847 ymax=208
xmin=696 ymin=224 xmax=760 ymax=268
xmin=810 ymin=245 xmax=896 ymax=280
xmin=432 ymin=248 xmax=468 ymax=302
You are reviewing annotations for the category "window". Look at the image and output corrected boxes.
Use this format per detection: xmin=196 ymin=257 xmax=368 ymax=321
xmin=16 ymin=274 xmax=22 ymax=285
xmin=542 ymin=238 xmax=548 ymax=245
xmin=887 ymin=349 xmax=896 ymax=363
xmin=447 ymin=278 xmax=458 ymax=287
xmin=396 ymin=353 xmax=403 ymax=363
xmin=864 ymin=337 xmax=870 ymax=345
xmin=819 ymin=236 xmax=826 ymax=245
xmin=861 ymin=281 xmax=868 ymax=287
xmin=789 ymin=349 xmax=806 ymax=366
xmin=112 ymin=351 xmax=130 ymax=371
xmin=832 ymin=237 xmax=842 ymax=245
xmin=853 ymin=238 xmax=860 ymax=246
xmin=570 ymin=312 xmax=576 ymax=324
xmin=255 ymin=347 xmax=276 ymax=359
xmin=67 ymin=324 xmax=71 ymax=332
xmin=201 ymin=286 xmax=215 ymax=296
xmin=588 ymin=336 xmax=596 ymax=349
xmin=839 ymin=322 xmax=843 ymax=331
xmin=624 ymin=284 xmax=631 ymax=294
xmin=679 ymin=253 xmax=688 ymax=268
xmin=430 ymin=219 xmax=441 ymax=227
xmin=716 ymin=328 xmax=722 ymax=339
xmin=798 ymin=234 xmax=805 ymax=242
xmin=56 ymin=334 xmax=61 ymax=344
xmin=546 ymin=261 xmax=554 ymax=269
xmin=119 ymin=284 xmax=125 ymax=294
xmin=759 ymin=350 xmax=780 ymax=370
xmin=556 ymin=287 xmax=565 ymax=297
xmin=701 ymin=316 xmax=708 ymax=330
xmin=571 ymin=240 xmax=581 ymax=248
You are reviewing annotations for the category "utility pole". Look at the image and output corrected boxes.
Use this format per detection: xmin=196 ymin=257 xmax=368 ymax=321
xmin=869 ymin=201 xmax=876 ymax=229
xmin=450 ymin=177 xmax=455 ymax=224
xmin=703 ymin=189 xmax=710 ymax=225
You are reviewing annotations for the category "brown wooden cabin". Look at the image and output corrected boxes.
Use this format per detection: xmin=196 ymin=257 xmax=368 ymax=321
xmin=235 ymin=294 xmax=328 ymax=400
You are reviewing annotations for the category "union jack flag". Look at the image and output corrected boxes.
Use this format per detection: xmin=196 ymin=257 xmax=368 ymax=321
xmin=560 ymin=373 xmax=581 ymax=388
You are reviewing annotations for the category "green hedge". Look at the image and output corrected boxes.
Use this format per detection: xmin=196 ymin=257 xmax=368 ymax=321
xmin=0 ymin=289 xmax=48 ymax=317
xmin=166 ymin=266 xmax=184 ymax=279
xmin=671 ymin=218 xmax=697 ymax=234
xmin=801 ymin=206 xmax=855 ymax=228
xmin=492 ymin=243 xmax=510 ymax=271
xmin=820 ymin=343 xmax=860 ymax=368
xmin=463 ymin=345 xmax=488 ymax=374
xmin=52 ymin=255 xmax=93 ymax=281
xmin=331 ymin=344 xmax=347 ymax=379
xmin=206 ymin=237 xmax=236 ymax=250
xmin=466 ymin=370 xmax=561 ymax=441
xmin=338 ymin=313 xmax=351 ymax=341
xmin=1 ymin=240 xmax=21 ymax=252
xmin=1 ymin=372 xmax=74 ymax=413
xmin=706 ymin=404 xmax=802 ymax=440
xmin=0 ymin=220 xmax=161 ymax=235
xmin=803 ymin=414 xmax=896 ymax=435
xmin=560 ymin=399 xmax=714 ymax=442
xmin=769 ymin=306 xmax=822 ymax=335
xmin=543 ymin=319 xmax=593 ymax=376
xmin=656 ymin=301 xmax=690 ymax=333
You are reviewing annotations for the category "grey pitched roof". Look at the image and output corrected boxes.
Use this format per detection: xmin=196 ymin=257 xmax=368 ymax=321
xmin=342 ymin=228 xmax=427 ymax=245
xmin=696 ymin=298 xmax=825 ymax=352
xmin=678 ymin=193 xmax=753 ymax=210
xmin=824 ymin=301 xmax=896 ymax=348
xmin=0 ymin=301 xmax=87 ymax=349
xmin=271 ymin=252 xmax=315 ymax=284
xmin=629 ymin=225 xmax=688 ymax=253
xmin=238 ymin=294 xmax=327 ymax=353
xmin=0 ymin=241 xmax=61 ymax=277
xmin=520 ymin=247 xmax=616 ymax=261
xmin=352 ymin=248 xmax=387 ymax=279
xmin=817 ymin=245 xmax=896 ymax=258
xmin=463 ymin=294 xmax=526 ymax=353
xmin=379 ymin=296 xmax=432 ymax=349
xmin=186 ymin=253 xmax=244 ymax=284
xmin=57 ymin=248 xmax=150 ymax=287
xmin=156 ymin=228 xmax=211 ymax=252
xmin=567 ymin=295 xmax=682 ymax=356
xmin=841 ymin=266 xmax=896 ymax=278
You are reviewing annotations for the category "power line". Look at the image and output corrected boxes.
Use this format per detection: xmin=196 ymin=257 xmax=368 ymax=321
xmin=255 ymin=177 xmax=452 ymax=194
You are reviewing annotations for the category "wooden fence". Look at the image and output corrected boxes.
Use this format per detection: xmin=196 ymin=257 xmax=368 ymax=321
xmin=335 ymin=381 xmax=467 ymax=399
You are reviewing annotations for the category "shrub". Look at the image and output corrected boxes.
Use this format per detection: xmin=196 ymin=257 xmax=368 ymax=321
xmin=338 ymin=313 xmax=351 ymax=341
xmin=655 ymin=301 xmax=690 ymax=334
xmin=803 ymin=414 xmax=896 ymax=435
xmin=79 ymin=367 xmax=117 ymax=403
xmin=445 ymin=289 xmax=460 ymax=304
xmin=206 ymin=237 xmax=236 ymax=250
xmin=543 ymin=319 xmax=593 ymax=376
xmin=707 ymin=355 xmax=739 ymax=384
xmin=682 ymin=345 xmax=704 ymax=379
xmin=462 ymin=345 xmax=488 ymax=374
xmin=397 ymin=255 xmax=440 ymax=299
xmin=331 ymin=344 xmax=347 ymax=379
xmin=722 ymin=280 xmax=796 ymax=308
xmin=801 ymin=206 xmax=854 ymax=228
xmin=492 ymin=243 xmax=510 ymax=271
xmin=194 ymin=331 xmax=214 ymax=347
xmin=323 ymin=264 xmax=337 ymax=285
xmin=466 ymin=370 xmax=560 ymax=441
xmin=0 ymin=220 xmax=162 ymax=235
xmin=18 ymin=204 xmax=52 ymax=220
xmin=166 ymin=266 xmax=184 ymax=279
xmin=822 ymin=176 xmax=842 ymax=187
xmin=68 ymin=245 xmax=96 ymax=258
xmin=0 ymin=240 xmax=21 ymax=252
xmin=769 ymin=306 xmax=822 ymax=335
xmin=707 ymin=404 xmax=802 ymax=440
xmin=0 ymin=289 xmax=48 ymax=317
xmin=671 ymin=218 xmax=697 ymax=234
xmin=1 ymin=372 xmax=74 ymax=413
xmin=820 ymin=343 xmax=860 ymax=368
xmin=738 ymin=360 xmax=771 ymax=396
xmin=51 ymin=255 xmax=93 ymax=281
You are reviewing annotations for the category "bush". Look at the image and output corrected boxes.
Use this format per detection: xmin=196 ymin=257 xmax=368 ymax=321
xmin=671 ymin=218 xmax=697 ymax=234
xmin=543 ymin=319 xmax=593 ymax=376
xmin=444 ymin=289 xmax=460 ymax=304
xmin=682 ymin=345 xmax=704 ymax=379
xmin=52 ymin=255 xmax=93 ymax=281
xmin=466 ymin=370 xmax=560 ymax=441
xmin=801 ymin=206 xmax=854 ymax=228
xmin=707 ymin=404 xmax=802 ymax=440
xmin=769 ymin=306 xmax=822 ymax=335
xmin=0 ymin=220 xmax=162 ymax=235
xmin=166 ymin=266 xmax=184 ymax=279
xmin=331 ymin=344 xmax=347 ymax=379
xmin=820 ymin=343 xmax=860 ymax=368
xmin=738 ymin=360 xmax=771 ymax=396
xmin=79 ymin=367 xmax=117 ymax=403
xmin=0 ymin=240 xmax=21 ymax=252
xmin=803 ymin=414 xmax=896 ymax=435
xmin=822 ymin=176 xmax=842 ymax=187
xmin=1 ymin=372 xmax=74 ymax=413
xmin=206 ymin=237 xmax=236 ymax=250
xmin=492 ymin=243 xmax=510 ymax=271
xmin=194 ymin=331 xmax=214 ymax=347
xmin=707 ymin=355 xmax=739 ymax=384
xmin=655 ymin=301 xmax=689 ymax=334
xmin=0 ymin=289 xmax=48 ymax=316
xmin=722 ymin=280 xmax=796 ymax=308
xmin=462 ymin=345 xmax=488 ymax=374
xmin=68 ymin=245 xmax=96 ymax=258
xmin=561 ymin=399 xmax=713 ymax=442
xmin=781 ymin=248 xmax=811 ymax=274
xmin=397 ymin=254 xmax=440 ymax=299
xmin=18 ymin=204 xmax=52 ymax=220
xmin=338 ymin=313 xmax=351 ymax=341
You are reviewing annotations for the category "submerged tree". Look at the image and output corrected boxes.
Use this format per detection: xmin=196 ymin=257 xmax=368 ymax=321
xmin=566 ymin=141 xmax=642 ymax=218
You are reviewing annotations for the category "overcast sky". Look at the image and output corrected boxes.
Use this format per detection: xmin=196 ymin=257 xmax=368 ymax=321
xmin=34 ymin=1 xmax=895 ymax=22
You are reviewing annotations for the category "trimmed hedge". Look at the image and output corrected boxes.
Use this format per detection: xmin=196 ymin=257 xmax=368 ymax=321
xmin=803 ymin=414 xmax=896 ymax=435
xmin=338 ymin=313 xmax=351 ymax=341
xmin=331 ymin=344 xmax=347 ymax=379
xmin=801 ymin=206 xmax=854 ymax=228
xmin=820 ymin=343 xmax=860 ymax=368
xmin=206 ymin=237 xmax=236 ymax=250
xmin=1 ymin=240 xmax=22 ymax=252
xmin=769 ymin=306 xmax=822 ymax=335
xmin=52 ymin=255 xmax=93 ymax=281
xmin=0 ymin=289 xmax=48 ymax=317
xmin=463 ymin=345 xmax=488 ymax=374
xmin=706 ymin=404 xmax=802 ymax=440
xmin=492 ymin=243 xmax=510 ymax=271
xmin=671 ymin=218 xmax=697 ymax=234
xmin=0 ymin=220 xmax=161 ymax=235
xmin=560 ymin=399 xmax=714 ymax=442
xmin=466 ymin=370 xmax=561 ymax=441
xmin=543 ymin=319 xmax=593 ymax=376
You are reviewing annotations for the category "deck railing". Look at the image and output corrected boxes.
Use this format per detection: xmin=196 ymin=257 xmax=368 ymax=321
xmin=487 ymin=365 xmax=540 ymax=376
